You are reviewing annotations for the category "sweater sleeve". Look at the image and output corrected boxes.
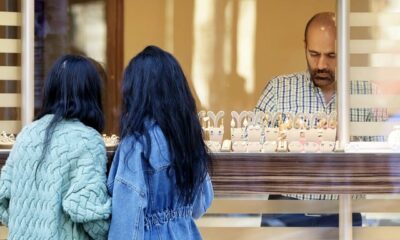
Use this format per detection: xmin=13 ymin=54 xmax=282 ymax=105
xmin=0 ymin=150 xmax=14 ymax=226
xmin=62 ymin=133 xmax=111 ymax=240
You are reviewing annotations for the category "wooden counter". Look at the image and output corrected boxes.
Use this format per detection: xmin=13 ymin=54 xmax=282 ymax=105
xmin=209 ymin=152 xmax=400 ymax=195
xmin=1 ymin=150 xmax=400 ymax=195
xmin=2 ymin=150 xmax=400 ymax=240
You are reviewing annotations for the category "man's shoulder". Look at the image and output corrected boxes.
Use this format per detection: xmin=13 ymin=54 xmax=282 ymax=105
xmin=50 ymin=120 xmax=104 ymax=152
xmin=269 ymin=71 xmax=309 ymax=85
xmin=350 ymin=80 xmax=379 ymax=94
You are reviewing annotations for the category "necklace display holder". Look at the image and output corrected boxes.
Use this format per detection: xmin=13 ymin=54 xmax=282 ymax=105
xmin=231 ymin=111 xmax=248 ymax=153
xmin=0 ymin=131 xmax=15 ymax=149
xmin=303 ymin=113 xmax=320 ymax=143
xmin=102 ymin=134 xmax=120 ymax=151
xmin=246 ymin=111 xmax=263 ymax=153
xmin=197 ymin=109 xmax=338 ymax=153
xmin=262 ymin=112 xmax=279 ymax=152
xmin=285 ymin=112 xmax=299 ymax=142
xmin=205 ymin=111 xmax=224 ymax=152
xmin=288 ymin=112 xmax=306 ymax=152
xmin=264 ymin=112 xmax=279 ymax=142
xmin=324 ymin=111 xmax=337 ymax=142
xmin=319 ymin=111 xmax=336 ymax=152
xmin=275 ymin=112 xmax=288 ymax=152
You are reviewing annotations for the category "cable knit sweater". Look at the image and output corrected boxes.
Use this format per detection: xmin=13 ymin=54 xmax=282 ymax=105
xmin=0 ymin=115 xmax=111 ymax=240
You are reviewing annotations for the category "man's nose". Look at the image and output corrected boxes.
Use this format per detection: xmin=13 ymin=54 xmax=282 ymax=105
xmin=317 ymin=56 xmax=328 ymax=70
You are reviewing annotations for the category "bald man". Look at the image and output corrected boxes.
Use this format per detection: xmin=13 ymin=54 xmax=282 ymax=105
xmin=256 ymin=12 xmax=337 ymax=115
xmin=256 ymin=12 xmax=370 ymax=227
xmin=256 ymin=12 xmax=386 ymax=128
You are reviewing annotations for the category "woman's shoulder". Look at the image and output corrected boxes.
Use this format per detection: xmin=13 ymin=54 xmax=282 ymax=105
xmin=119 ymin=123 xmax=170 ymax=169
xmin=42 ymin=117 xmax=104 ymax=149
xmin=59 ymin=119 xmax=101 ymax=139
xmin=147 ymin=124 xmax=171 ymax=169
xmin=54 ymin=121 xmax=106 ymax=161
xmin=125 ymin=121 xmax=167 ymax=147
xmin=22 ymin=115 xmax=101 ymax=139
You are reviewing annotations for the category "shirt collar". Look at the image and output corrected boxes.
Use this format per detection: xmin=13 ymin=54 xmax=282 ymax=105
xmin=305 ymin=70 xmax=336 ymax=107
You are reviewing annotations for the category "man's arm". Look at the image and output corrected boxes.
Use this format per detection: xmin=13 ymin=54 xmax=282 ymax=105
xmin=255 ymin=79 xmax=276 ymax=112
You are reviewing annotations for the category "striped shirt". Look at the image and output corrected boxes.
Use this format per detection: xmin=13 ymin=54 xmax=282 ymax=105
xmin=255 ymin=71 xmax=387 ymax=200
xmin=256 ymin=71 xmax=387 ymax=141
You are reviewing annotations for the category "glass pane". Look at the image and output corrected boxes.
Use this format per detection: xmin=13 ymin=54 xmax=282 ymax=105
xmin=349 ymin=0 xmax=400 ymax=229
xmin=123 ymin=0 xmax=336 ymax=135
xmin=350 ymin=0 xmax=400 ymax=142
xmin=34 ymin=0 xmax=106 ymax=114
xmin=0 ymin=0 xmax=21 ymax=134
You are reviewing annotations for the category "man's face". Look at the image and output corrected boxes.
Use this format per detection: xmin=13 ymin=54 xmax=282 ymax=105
xmin=305 ymin=25 xmax=336 ymax=90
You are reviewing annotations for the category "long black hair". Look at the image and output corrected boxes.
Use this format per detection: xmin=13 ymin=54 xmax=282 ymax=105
xmin=121 ymin=45 xmax=211 ymax=204
xmin=35 ymin=55 xmax=105 ymax=167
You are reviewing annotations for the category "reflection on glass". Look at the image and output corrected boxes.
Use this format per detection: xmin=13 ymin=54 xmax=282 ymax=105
xmin=34 ymin=0 xmax=106 ymax=114
xmin=237 ymin=0 xmax=256 ymax=94
xmin=70 ymin=1 xmax=106 ymax=64
xmin=164 ymin=0 xmax=174 ymax=52
xmin=223 ymin=0 xmax=233 ymax=75
xmin=192 ymin=0 xmax=216 ymax=108
xmin=350 ymin=0 xmax=400 ymax=141
xmin=374 ymin=1 xmax=400 ymax=125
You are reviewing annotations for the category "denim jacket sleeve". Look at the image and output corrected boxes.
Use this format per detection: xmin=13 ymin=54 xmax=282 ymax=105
xmin=192 ymin=173 xmax=214 ymax=219
xmin=107 ymin=138 xmax=148 ymax=240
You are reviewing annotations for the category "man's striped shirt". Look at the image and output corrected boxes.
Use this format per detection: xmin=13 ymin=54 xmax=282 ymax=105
xmin=256 ymin=71 xmax=386 ymax=141
xmin=255 ymin=71 xmax=387 ymax=200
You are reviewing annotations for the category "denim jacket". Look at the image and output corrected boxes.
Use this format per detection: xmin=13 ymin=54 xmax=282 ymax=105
xmin=107 ymin=122 xmax=214 ymax=240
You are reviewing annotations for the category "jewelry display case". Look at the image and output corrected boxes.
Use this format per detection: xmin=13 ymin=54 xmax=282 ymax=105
xmin=2 ymin=0 xmax=400 ymax=240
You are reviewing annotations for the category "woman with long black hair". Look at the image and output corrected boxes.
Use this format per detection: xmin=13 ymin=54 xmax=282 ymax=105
xmin=108 ymin=45 xmax=213 ymax=239
xmin=0 ymin=55 xmax=111 ymax=239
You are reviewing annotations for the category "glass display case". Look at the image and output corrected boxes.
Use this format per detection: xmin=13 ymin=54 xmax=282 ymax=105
xmin=1 ymin=0 xmax=400 ymax=240
xmin=347 ymin=0 xmax=400 ymax=149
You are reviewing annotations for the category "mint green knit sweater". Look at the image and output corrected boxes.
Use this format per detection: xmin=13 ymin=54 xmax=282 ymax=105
xmin=0 ymin=115 xmax=111 ymax=240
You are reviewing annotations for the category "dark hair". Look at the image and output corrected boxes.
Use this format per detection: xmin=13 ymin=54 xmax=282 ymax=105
xmin=121 ymin=45 xmax=211 ymax=204
xmin=35 ymin=55 xmax=105 ymax=170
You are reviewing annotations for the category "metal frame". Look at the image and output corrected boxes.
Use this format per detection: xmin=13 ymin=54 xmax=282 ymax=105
xmin=337 ymin=0 xmax=350 ymax=148
xmin=21 ymin=0 xmax=34 ymax=126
